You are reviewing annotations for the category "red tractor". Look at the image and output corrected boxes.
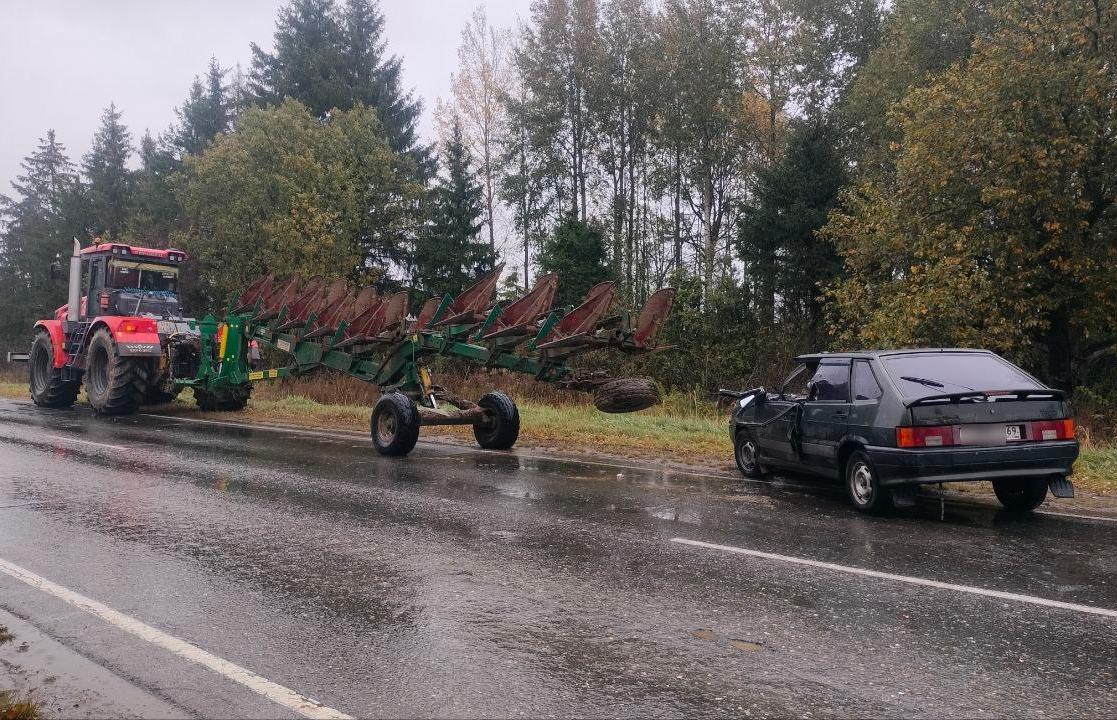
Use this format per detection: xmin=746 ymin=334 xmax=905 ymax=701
xmin=28 ymin=239 xmax=197 ymax=415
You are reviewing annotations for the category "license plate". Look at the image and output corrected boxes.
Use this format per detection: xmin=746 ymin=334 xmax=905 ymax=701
xmin=1006 ymin=424 xmax=1023 ymax=441
xmin=959 ymin=424 xmax=1008 ymax=446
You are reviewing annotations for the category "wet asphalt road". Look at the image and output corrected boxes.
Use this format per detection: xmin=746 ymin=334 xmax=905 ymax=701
xmin=0 ymin=398 xmax=1115 ymax=718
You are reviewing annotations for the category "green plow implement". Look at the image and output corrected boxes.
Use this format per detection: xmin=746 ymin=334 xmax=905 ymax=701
xmin=175 ymin=265 xmax=675 ymax=456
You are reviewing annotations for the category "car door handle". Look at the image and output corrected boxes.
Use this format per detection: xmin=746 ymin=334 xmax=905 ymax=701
xmin=832 ymin=410 xmax=849 ymax=420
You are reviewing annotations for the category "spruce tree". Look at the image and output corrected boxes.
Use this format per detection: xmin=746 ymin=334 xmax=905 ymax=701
xmin=0 ymin=131 xmax=86 ymax=342
xmin=128 ymin=132 xmax=180 ymax=247
xmin=173 ymin=58 xmax=229 ymax=156
xmin=413 ymin=120 xmax=493 ymax=297
xmin=537 ymin=215 xmax=612 ymax=307
xmin=83 ymin=104 xmax=133 ymax=238
xmin=250 ymin=0 xmax=432 ymax=177
xmin=737 ymin=120 xmax=845 ymax=330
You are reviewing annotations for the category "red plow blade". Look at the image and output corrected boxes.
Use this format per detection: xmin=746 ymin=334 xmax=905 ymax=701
xmin=536 ymin=281 xmax=617 ymax=350
xmin=483 ymin=273 xmax=559 ymax=340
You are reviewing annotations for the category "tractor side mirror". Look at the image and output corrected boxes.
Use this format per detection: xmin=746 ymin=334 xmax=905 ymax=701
xmin=49 ymin=261 xmax=62 ymax=281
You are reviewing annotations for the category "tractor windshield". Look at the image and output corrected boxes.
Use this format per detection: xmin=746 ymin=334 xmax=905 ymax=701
xmin=109 ymin=259 xmax=179 ymax=294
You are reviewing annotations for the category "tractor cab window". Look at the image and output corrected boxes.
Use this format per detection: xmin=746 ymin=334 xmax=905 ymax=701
xmin=109 ymin=260 xmax=178 ymax=293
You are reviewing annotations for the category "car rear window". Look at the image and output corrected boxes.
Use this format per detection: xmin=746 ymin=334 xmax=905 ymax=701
xmin=881 ymin=353 xmax=1042 ymax=398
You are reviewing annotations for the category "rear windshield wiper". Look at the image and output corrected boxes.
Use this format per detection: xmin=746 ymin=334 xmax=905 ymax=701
xmin=900 ymin=376 xmax=944 ymax=388
xmin=900 ymin=376 xmax=979 ymax=392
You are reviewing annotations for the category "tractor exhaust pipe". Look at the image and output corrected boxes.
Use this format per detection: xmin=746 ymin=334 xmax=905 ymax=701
xmin=67 ymin=238 xmax=81 ymax=323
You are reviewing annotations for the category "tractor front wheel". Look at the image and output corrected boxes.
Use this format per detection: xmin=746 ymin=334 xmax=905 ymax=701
xmin=85 ymin=329 xmax=149 ymax=416
xmin=371 ymin=393 xmax=420 ymax=456
xmin=28 ymin=331 xmax=80 ymax=409
xmin=473 ymin=391 xmax=520 ymax=450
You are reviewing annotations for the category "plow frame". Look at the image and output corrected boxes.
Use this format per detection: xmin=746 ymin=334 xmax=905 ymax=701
xmin=175 ymin=268 xmax=674 ymax=454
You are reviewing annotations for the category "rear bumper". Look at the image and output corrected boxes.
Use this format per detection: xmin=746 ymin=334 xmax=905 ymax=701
xmin=866 ymin=441 xmax=1079 ymax=486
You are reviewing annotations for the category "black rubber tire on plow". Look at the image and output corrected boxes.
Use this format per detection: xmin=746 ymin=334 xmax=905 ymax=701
xmin=473 ymin=391 xmax=520 ymax=450
xmin=593 ymin=378 xmax=661 ymax=414
xmin=371 ymin=392 xmax=421 ymax=456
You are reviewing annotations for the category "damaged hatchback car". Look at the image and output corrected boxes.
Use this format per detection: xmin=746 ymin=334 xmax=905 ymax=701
xmin=725 ymin=349 xmax=1079 ymax=513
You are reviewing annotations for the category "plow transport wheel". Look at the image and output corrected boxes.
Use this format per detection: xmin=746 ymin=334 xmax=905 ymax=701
xmin=28 ymin=331 xmax=80 ymax=409
xmin=473 ymin=391 xmax=520 ymax=450
xmin=593 ymin=378 xmax=661 ymax=413
xmin=85 ymin=328 xmax=149 ymax=416
xmin=371 ymin=392 xmax=420 ymax=456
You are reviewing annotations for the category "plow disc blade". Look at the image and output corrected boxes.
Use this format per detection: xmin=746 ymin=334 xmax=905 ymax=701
xmin=412 ymin=296 xmax=444 ymax=333
xmin=632 ymin=287 xmax=676 ymax=349
xmin=483 ymin=273 xmax=558 ymax=340
xmin=435 ymin=264 xmax=505 ymax=326
xmin=340 ymin=291 xmax=410 ymax=346
xmin=536 ymin=281 xmax=616 ymax=350
xmin=352 ymin=286 xmax=379 ymax=316
xmin=235 ymin=273 xmax=274 ymax=312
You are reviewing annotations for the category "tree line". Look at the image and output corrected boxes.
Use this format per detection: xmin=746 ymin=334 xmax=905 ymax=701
xmin=1 ymin=0 xmax=1114 ymax=403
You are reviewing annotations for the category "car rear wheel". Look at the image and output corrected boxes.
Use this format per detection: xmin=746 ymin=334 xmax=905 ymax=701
xmin=846 ymin=450 xmax=892 ymax=514
xmin=992 ymin=477 xmax=1048 ymax=512
xmin=734 ymin=429 xmax=765 ymax=478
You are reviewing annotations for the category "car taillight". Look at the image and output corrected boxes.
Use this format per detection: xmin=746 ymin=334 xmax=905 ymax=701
xmin=896 ymin=425 xmax=956 ymax=448
xmin=1029 ymin=419 xmax=1076 ymax=441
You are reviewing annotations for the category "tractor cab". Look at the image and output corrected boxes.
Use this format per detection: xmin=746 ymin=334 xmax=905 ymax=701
xmin=73 ymin=244 xmax=187 ymax=321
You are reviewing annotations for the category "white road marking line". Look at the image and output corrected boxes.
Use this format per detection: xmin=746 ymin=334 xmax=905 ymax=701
xmin=0 ymin=432 xmax=128 ymax=452
xmin=0 ymin=558 xmax=352 ymax=720
xmin=671 ymin=537 xmax=1117 ymax=620
xmin=1036 ymin=510 xmax=1117 ymax=524
xmin=43 ymin=435 xmax=128 ymax=451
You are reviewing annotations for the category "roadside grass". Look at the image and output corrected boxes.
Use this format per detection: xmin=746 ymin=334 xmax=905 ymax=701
xmin=1071 ymin=446 xmax=1117 ymax=495
xmin=3 ymin=375 xmax=1116 ymax=495
xmin=0 ymin=692 xmax=41 ymax=720
xmin=155 ymin=391 xmax=731 ymax=464
xmin=0 ymin=626 xmax=42 ymax=720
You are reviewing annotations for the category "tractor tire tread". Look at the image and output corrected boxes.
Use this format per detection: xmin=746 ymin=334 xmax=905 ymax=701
xmin=87 ymin=329 xmax=148 ymax=416
xmin=29 ymin=331 xmax=80 ymax=409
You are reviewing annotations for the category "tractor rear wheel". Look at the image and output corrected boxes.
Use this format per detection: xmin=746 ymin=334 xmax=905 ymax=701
xmin=28 ymin=331 xmax=80 ymax=409
xmin=473 ymin=391 xmax=520 ymax=450
xmin=85 ymin=328 xmax=149 ymax=416
xmin=194 ymin=383 xmax=251 ymax=411
xmin=371 ymin=393 xmax=420 ymax=456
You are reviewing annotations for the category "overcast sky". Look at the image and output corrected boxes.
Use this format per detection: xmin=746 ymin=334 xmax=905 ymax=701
xmin=0 ymin=0 xmax=527 ymax=195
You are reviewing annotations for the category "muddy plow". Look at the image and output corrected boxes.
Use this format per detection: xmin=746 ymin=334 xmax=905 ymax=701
xmin=181 ymin=266 xmax=675 ymax=456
